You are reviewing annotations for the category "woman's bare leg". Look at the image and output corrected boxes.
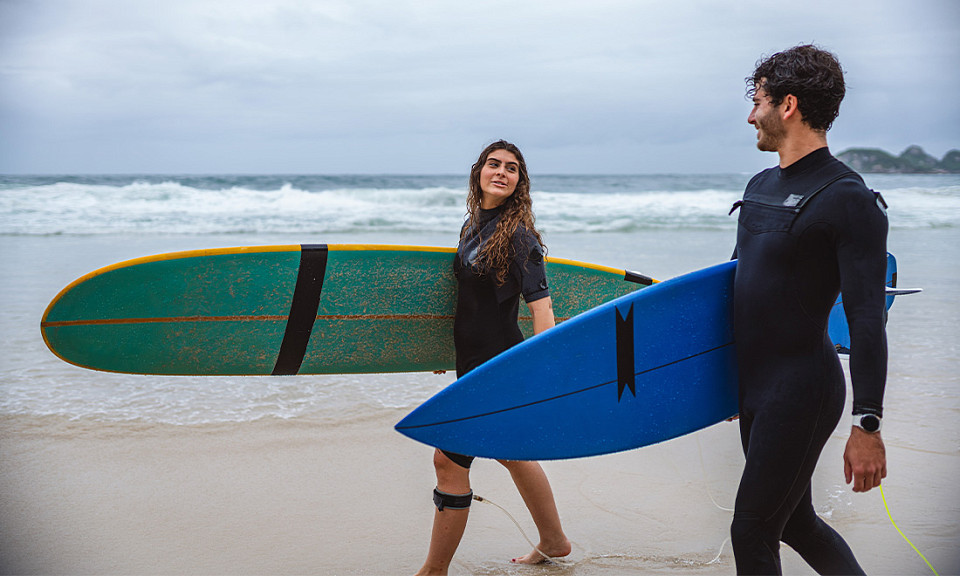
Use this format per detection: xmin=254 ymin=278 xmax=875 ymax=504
xmin=416 ymin=450 xmax=473 ymax=576
xmin=499 ymin=460 xmax=571 ymax=564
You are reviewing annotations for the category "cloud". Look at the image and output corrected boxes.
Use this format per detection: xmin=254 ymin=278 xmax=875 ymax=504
xmin=1 ymin=0 xmax=958 ymax=173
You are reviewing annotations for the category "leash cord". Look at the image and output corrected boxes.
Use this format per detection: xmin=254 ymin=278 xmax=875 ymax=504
xmin=880 ymin=484 xmax=939 ymax=575
xmin=472 ymin=494 xmax=573 ymax=566
xmin=472 ymin=495 xmax=547 ymax=560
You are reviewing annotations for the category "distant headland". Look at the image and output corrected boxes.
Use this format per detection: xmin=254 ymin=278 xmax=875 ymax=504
xmin=836 ymin=145 xmax=960 ymax=174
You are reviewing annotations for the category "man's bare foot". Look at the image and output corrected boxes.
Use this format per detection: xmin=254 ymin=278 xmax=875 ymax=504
xmin=510 ymin=538 xmax=571 ymax=564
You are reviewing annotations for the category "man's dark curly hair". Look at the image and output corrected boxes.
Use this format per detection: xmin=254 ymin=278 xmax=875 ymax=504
xmin=746 ymin=44 xmax=846 ymax=132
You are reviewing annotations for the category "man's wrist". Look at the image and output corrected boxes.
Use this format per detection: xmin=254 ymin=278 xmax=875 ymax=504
xmin=852 ymin=413 xmax=882 ymax=433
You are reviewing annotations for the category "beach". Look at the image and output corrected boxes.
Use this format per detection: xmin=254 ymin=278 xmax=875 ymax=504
xmin=1 ymin=175 xmax=958 ymax=574
xmin=2 ymin=368 xmax=957 ymax=575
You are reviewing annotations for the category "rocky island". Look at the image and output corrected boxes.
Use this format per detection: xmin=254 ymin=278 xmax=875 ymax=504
xmin=837 ymin=145 xmax=960 ymax=173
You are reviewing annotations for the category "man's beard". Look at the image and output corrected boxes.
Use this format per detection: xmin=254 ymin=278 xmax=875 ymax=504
xmin=755 ymin=114 xmax=786 ymax=152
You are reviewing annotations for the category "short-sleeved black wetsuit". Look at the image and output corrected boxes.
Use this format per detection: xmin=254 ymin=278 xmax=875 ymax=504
xmin=731 ymin=148 xmax=888 ymax=575
xmin=442 ymin=205 xmax=550 ymax=468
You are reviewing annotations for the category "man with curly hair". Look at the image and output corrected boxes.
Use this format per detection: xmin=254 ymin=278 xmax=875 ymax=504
xmin=730 ymin=45 xmax=888 ymax=575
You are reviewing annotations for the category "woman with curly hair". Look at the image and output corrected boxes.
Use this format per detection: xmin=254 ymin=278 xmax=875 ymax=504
xmin=416 ymin=140 xmax=571 ymax=575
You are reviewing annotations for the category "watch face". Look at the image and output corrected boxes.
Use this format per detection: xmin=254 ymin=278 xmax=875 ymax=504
xmin=861 ymin=414 xmax=881 ymax=433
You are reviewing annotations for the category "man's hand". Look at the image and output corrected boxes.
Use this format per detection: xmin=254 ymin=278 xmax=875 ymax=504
xmin=843 ymin=427 xmax=886 ymax=492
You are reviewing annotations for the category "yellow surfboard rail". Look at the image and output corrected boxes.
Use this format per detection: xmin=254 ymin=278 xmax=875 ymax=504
xmin=41 ymin=244 xmax=657 ymax=375
xmin=45 ymin=244 xmax=657 ymax=319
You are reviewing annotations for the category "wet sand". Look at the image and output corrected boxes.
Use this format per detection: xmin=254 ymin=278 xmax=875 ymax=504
xmin=2 ymin=381 xmax=957 ymax=575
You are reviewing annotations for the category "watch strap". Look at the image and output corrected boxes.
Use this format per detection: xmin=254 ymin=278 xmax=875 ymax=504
xmin=852 ymin=413 xmax=882 ymax=433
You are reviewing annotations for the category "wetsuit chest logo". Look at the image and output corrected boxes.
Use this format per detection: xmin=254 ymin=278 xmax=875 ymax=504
xmin=783 ymin=194 xmax=804 ymax=207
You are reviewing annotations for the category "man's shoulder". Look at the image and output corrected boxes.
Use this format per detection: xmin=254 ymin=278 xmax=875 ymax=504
xmin=820 ymin=156 xmax=870 ymax=196
xmin=747 ymin=166 xmax=779 ymax=186
xmin=823 ymin=175 xmax=877 ymax=207
xmin=815 ymin=165 xmax=886 ymax=221
xmin=743 ymin=166 xmax=780 ymax=199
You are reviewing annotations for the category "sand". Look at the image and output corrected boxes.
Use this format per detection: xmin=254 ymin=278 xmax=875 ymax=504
xmin=2 ymin=389 xmax=957 ymax=576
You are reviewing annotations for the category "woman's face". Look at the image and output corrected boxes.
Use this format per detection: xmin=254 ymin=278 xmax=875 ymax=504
xmin=479 ymin=149 xmax=521 ymax=209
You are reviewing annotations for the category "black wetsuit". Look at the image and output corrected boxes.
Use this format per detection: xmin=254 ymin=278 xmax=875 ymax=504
xmin=443 ymin=205 xmax=550 ymax=469
xmin=731 ymin=148 xmax=888 ymax=575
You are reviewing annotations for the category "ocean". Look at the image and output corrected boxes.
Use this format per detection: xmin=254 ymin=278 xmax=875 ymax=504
xmin=2 ymin=172 xmax=958 ymax=426
xmin=1 ymin=172 xmax=958 ymax=574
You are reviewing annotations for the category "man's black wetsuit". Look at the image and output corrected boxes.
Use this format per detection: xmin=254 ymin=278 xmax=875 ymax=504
xmin=731 ymin=148 xmax=888 ymax=575
xmin=442 ymin=205 xmax=550 ymax=469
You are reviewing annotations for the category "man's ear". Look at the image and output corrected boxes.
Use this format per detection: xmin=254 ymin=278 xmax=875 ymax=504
xmin=781 ymin=94 xmax=800 ymax=121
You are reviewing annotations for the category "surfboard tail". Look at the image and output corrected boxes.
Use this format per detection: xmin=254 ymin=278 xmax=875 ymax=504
xmin=828 ymin=252 xmax=921 ymax=354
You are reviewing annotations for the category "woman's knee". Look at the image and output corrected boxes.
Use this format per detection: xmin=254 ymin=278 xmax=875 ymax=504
xmin=497 ymin=459 xmax=541 ymax=474
xmin=433 ymin=449 xmax=471 ymax=490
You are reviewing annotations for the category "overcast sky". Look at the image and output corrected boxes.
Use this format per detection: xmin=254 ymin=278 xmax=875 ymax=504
xmin=1 ymin=0 xmax=957 ymax=174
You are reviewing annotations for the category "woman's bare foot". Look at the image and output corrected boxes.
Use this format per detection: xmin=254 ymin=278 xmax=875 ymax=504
xmin=510 ymin=538 xmax=571 ymax=564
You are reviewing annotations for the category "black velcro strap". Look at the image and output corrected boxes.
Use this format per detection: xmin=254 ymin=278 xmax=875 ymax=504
xmin=624 ymin=270 xmax=654 ymax=286
xmin=433 ymin=488 xmax=474 ymax=511
xmin=272 ymin=245 xmax=328 ymax=375
xmin=616 ymin=304 xmax=636 ymax=401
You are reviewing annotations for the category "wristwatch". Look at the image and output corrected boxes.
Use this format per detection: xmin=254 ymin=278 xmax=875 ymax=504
xmin=852 ymin=413 xmax=882 ymax=433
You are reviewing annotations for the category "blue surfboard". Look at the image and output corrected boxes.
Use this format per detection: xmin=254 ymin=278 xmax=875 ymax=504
xmin=395 ymin=253 xmax=914 ymax=461
xmin=396 ymin=260 xmax=740 ymax=461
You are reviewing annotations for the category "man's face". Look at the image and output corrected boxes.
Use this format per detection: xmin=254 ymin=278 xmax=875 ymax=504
xmin=748 ymin=85 xmax=786 ymax=152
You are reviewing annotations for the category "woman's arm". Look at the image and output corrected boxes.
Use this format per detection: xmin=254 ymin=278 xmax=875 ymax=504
xmin=527 ymin=296 xmax=555 ymax=336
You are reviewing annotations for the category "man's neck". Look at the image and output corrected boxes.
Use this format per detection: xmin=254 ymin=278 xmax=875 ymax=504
xmin=778 ymin=130 xmax=829 ymax=168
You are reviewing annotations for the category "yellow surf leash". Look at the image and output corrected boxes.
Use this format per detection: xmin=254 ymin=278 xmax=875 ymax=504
xmin=880 ymin=484 xmax=939 ymax=575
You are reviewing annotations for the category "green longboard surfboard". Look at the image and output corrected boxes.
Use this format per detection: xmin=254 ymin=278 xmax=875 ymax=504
xmin=41 ymin=244 xmax=655 ymax=375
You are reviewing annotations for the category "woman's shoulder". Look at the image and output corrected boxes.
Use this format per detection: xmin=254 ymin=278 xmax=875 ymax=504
xmin=510 ymin=224 xmax=545 ymax=262
xmin=510 ymin=222 xmax=538 ymax=245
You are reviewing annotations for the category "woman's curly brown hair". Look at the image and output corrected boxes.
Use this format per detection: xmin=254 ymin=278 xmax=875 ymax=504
xmin=746 ymin=44 xmax=846 ymax=132
xmin=462 ymin=140 xmax=546 ymax=286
